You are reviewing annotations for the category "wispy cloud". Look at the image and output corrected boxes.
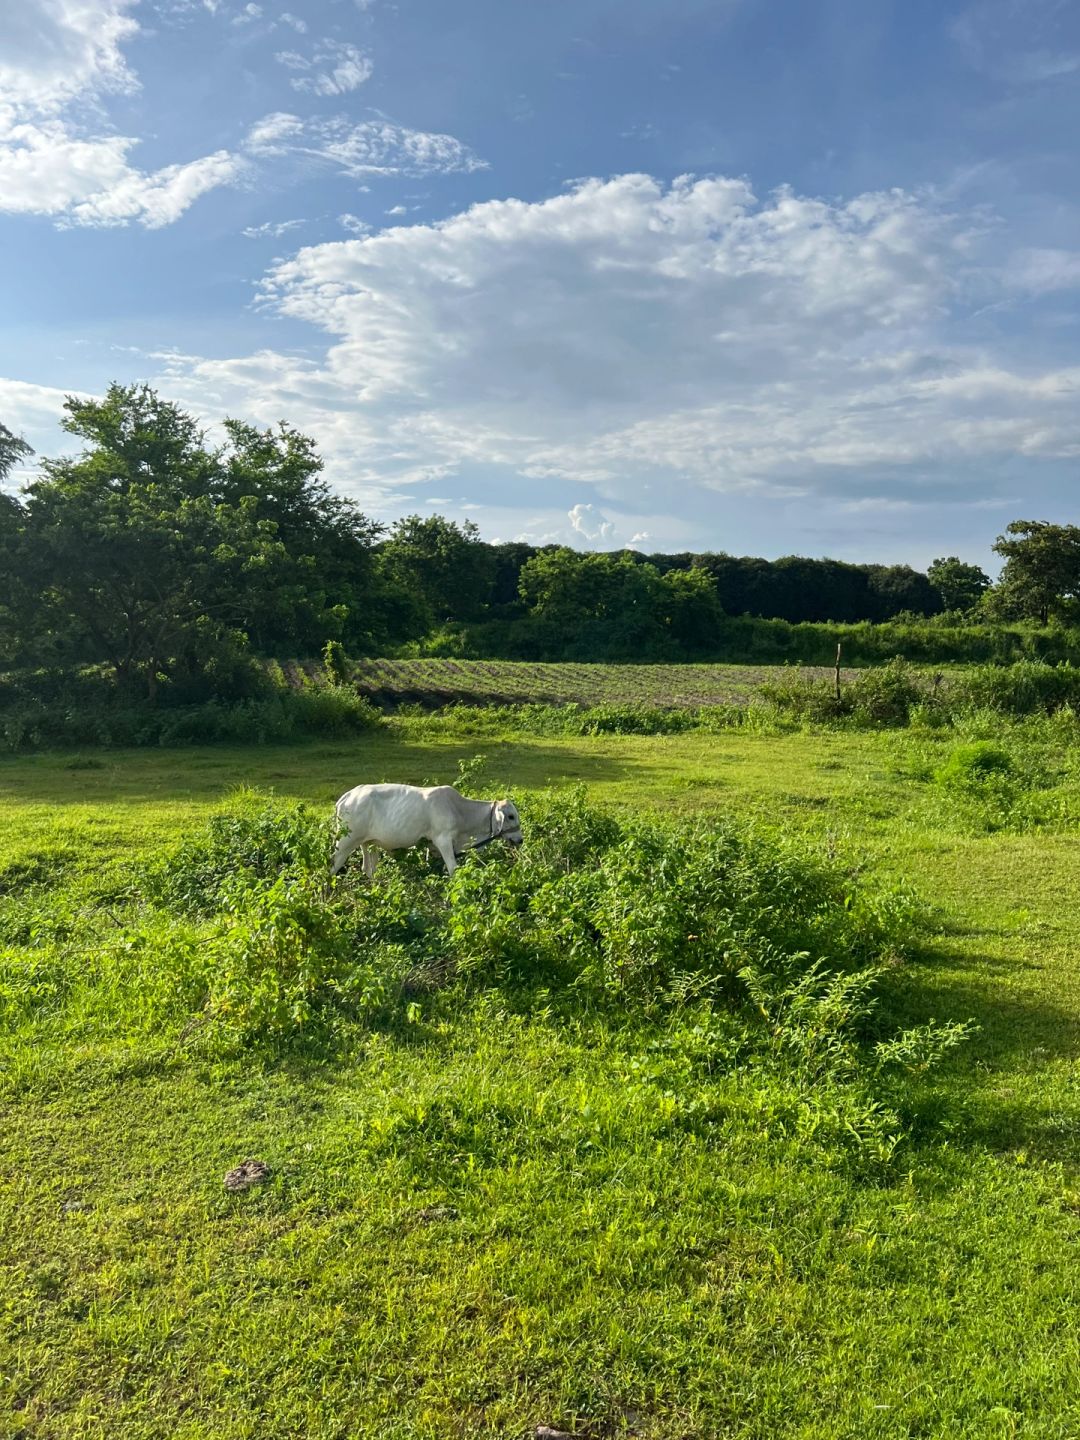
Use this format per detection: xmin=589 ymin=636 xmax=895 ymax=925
xmin=242 ymin=217 xmax=306 ymax=238
xmin=951 ymin=0 xmax=1080 ymax=83
xmin=274 ymin=39 xmax=373 ymax=95
xmin=0 ymin=0 xmax=139 ymax=111
xmin=245 ymin=112 xmax=487 ymax=177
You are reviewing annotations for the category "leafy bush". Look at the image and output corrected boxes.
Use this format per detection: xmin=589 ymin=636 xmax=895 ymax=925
xmin=147 ymin=790 xmax=334 ymax=914
xmin=760 ymin=659 xmax=931 ymax=726
xmin=935 ymin=741 xmax=1014 ymax=790
xmin=6 ymin=788 xmax=975 ymax=1171
xmin=927 ymin=737 xmax=1073 ymax=835
xmin=578 ymin=704 xmax=696 ymax=736
xmin=0 ymin=686 xmax=382 ymax=752
xmin=322 ymin=640 xmax=351 ymax=686
xmin=145 ymin=792 xmax=938 ymax=1071
xmin=950 ymin=661 xmax=1080 ymax=716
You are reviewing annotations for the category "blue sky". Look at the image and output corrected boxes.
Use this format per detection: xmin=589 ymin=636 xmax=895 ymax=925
xmin=2 ymin=0 xmax=1079 ymax=566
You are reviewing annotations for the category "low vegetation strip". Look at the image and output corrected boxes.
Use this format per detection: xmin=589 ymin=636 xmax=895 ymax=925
xmin=348 ymin=658 xmax=854 ymax=709
xmin=6 ymin=657 xmax=1080 ymax=751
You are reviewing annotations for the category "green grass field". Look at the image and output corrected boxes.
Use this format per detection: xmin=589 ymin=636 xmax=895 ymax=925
xmin=3 ymin=721 xmax=1080 ymax=1439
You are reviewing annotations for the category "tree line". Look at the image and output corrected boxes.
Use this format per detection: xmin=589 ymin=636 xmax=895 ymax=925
xmin=2 ymin=386 xmax=1079 ymax=700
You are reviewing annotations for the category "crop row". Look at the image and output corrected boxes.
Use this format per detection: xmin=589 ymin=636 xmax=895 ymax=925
xmin=347 ymin=658 xmax=851 ymax=708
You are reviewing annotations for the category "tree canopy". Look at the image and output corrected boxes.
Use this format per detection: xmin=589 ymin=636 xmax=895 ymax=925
xmin=927 ymin=557 xmax=992 ymax=613
xmin=3 ymin=384 xmax=1078 ymax=695
xmin=992 ymin=521 xmax=1080 ymax=625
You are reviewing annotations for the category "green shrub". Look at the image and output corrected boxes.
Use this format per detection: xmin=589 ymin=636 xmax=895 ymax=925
xmin=322 ymin=640 xmax=351 ymax=686
xmin=578 ymin=704 xmax=696 ymax=736
xmin=951 ymin=661 xmax=1080 ymax=715
xmin=0 ymin=686 xmax=382 ymax=752
xmin=147 ymin=791 xmax=333 ymax=914
xmin=9 ymin=789 xmax=972 ymax=1169
xmin=760 ymin=659 xmax=933 ymax=727
xmin=935 ymin=741 xmax=1014 ymax=790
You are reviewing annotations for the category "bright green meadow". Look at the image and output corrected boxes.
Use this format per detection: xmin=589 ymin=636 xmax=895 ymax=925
xmin=3 ymin=711 xmax=1080 ymax=1439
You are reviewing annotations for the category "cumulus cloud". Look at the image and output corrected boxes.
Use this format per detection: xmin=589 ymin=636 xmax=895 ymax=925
xmin=0 ymin=0 xmax=242 ymax=227
xmin=568 ymin=503 xmax=615 ymax=542
xmin=276 ymin=39 xmax=373 ymax=95
xmin=143 ymin=173 xmax=1080 ymax=529
xmin=0 ymin=116 xmax=244 ymax=227
xmin=0 ymin=0 xmax=139 ymax=112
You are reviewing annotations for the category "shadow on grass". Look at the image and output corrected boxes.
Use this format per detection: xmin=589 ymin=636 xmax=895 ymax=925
xmin=876 ymin=946 xmax=1080 ymax=1160
xmin=0 ymin=736 xmax=643 ymax=808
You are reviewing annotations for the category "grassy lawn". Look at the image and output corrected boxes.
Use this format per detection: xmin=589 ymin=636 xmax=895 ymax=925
xmin=2 ymin=726 xmax=1080 ymax=1439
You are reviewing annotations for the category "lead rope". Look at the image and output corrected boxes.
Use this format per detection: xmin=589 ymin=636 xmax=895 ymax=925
xmin=456 ymin=802 xmax=499 ymax=858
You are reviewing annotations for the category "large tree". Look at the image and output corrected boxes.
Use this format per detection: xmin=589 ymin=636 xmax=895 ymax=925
xmin=927 ymin=556 xmax=991 ymax=613
xmin=991 ymin=521 xmax=1080 ymax=624
xmin=23 ymin=392 xmax=278 ymax=699
xmin=380 ymin=515 xmax=495 ymax=626
xmin=17 ymin=384 xmax=386 ymax=698
xmin=0 ymin=421 xmax=33 ymax=483
xmin=517 ymin=548 xmax=721 ymax=658
xmin=215 ymin=419 xmax=385 ymax=652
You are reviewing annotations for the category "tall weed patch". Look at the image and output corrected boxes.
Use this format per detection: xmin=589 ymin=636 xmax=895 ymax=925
xmin=68 ymin=790 xmax=969 ymax=1172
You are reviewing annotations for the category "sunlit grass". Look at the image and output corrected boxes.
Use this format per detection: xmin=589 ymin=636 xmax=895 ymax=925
xmin=3 ymin=723 xmax=1080 ymax=1437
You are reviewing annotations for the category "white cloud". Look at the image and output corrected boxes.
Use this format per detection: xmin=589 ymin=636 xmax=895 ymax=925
xmin=308 ymin=118 xmax=486 ymax=176
xmin=0 ymin=0 xmax=139 ymax=112
xmin=568 ymin=503 xmax=615 ymax=542
xmin=275 ymin=39 xmax=373 ymax=95
xmin=0 ymin=0 xmax=242 ymax=228
xmin=339 ymin=212 xmax=371 ymax=234
xmin=244 ymin=111 xmax=305 ymax=151
xmin=145 ymin=173 xmax=1080 ymax=526
xmin=0 ymin=114 xmax=244 ymax=228
xmin=243 ymin=217 xmax=306 ymax=238
xmin=0 ymin=375 xmax=89 ymax=484
xmin=231 ymin=2 xmax=262 ymax=23
xmin=244 ymin=111 xmax=486 ymax=178
xmin=277 ymin=10 xmax=306 ymax=31
xmin=1012 ymin=247 xmax=1080 ymax=294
